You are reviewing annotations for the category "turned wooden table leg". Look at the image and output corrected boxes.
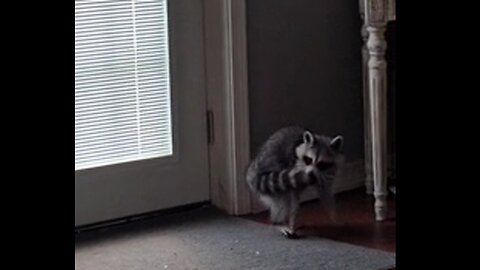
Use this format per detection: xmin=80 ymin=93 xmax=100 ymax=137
xmin=361 ymin=22 xmax=374 ymax=195
xmin=363 ymin=0 xmax=392 ymax=222
xmin=366 ymin=24 xmax=388 ymax=221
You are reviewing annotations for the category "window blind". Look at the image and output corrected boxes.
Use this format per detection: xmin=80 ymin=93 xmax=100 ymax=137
xmin=75 ymin=0 xmax=172 ymax=171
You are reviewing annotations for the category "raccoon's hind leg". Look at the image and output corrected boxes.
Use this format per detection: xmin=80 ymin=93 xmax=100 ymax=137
xmin=262 ymin=194 xmax=300 ymax=239
xmin=259 ymin=195 xmax=288 ymax=224
xmin=260 ymin=195 xmax=295 ymax=238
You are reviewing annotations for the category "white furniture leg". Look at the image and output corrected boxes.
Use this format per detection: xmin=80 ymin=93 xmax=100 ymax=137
xmin=361 ymin=22 xmax=374 ymax=195
xmin=363 ymin=0 xmax=395 ymax=222
xmin=366 ymin=24 xmax=388 ymax=221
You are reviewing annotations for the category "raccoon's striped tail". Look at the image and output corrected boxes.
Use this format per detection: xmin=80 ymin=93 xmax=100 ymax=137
xmin=246 ymin=166 xmax=319 ymax=195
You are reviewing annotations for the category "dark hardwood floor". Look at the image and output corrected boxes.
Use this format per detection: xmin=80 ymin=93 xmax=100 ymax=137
xmin=241 ymin=188 xmax=396 ymax=253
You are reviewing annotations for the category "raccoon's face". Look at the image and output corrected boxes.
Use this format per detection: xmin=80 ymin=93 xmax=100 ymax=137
xmin=295 ymin=130 xmax=344 ymax=172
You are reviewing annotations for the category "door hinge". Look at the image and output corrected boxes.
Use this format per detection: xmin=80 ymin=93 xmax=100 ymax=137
xmin=206 ymin=110 xmax=215 ymax=145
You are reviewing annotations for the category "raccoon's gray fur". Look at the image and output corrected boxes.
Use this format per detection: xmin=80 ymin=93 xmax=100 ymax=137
xmin=246 ymin=126 xmax=344 ymax=238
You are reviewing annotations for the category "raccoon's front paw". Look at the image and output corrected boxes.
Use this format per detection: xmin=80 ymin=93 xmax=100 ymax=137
xmin=280 ymin=228 xmax=299 ymax=239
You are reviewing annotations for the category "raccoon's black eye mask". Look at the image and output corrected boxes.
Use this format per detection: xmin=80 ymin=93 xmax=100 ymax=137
xmin=303 ymin=156 xmax=313 ymax=165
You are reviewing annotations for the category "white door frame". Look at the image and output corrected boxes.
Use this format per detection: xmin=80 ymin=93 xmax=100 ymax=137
xmin=203 ymin=0 xmax=251 ymax=215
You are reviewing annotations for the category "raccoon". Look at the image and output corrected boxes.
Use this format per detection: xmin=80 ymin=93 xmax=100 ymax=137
xmin=246 ymin=126 xmax=344 ymax=238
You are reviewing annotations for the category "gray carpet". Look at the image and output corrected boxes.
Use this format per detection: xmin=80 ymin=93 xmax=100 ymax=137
xmin=75 ymin=206 xmax=395 ymax=270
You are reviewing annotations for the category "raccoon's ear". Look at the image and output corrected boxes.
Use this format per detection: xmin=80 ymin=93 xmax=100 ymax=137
xmin=330 ymin=135 xmax=344 ymax=152
xmin=303 ymin=131 xmax=314 ymax=145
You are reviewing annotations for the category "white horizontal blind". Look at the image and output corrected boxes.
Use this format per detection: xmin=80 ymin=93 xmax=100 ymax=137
xmin=75 ymin=0 xmax=172 ymax=171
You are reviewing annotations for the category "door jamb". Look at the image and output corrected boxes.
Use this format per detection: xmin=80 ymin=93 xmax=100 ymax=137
xmin=203 ymin=0 xmax=252 ymax=215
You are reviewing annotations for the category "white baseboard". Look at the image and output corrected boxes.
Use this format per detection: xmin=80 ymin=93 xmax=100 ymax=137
xmin=250 ymin=159 xmax=366 ymax=214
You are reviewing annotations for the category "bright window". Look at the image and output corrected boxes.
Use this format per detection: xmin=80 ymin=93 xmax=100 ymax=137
xmin=75 ymin=0 xmax=172 ymax=171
